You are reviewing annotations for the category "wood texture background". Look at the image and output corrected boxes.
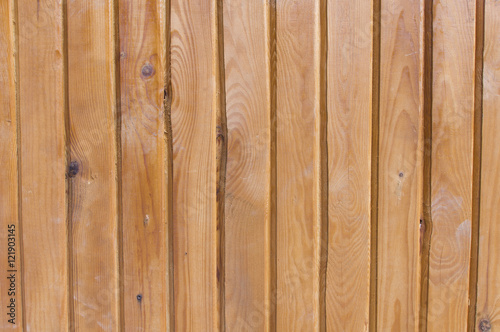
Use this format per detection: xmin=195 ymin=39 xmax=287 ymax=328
xmin=0 ymin=0 xmax=498 ymax=331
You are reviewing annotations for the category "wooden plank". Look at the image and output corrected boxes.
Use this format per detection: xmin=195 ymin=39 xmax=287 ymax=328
xmin=119 ymin=0 xmax=172 ymax=330
xmin=326 ymin=0 xmax=372 ymax=329
xmin=17 ymin=1 xmax=68 ymax=330
xmin=0 ymin=0 xmax=22 ymax=330
xmin=66 ymin=0 xmax=120 ymax=330
xmin=377 ymin=0 xmax=424 ymax=330
xmin=276 ymin=0 xmax=327 ymax=330
xmin=475 ymin=0 xmax=500 ymax=329
xmin=222 ymin=0 xmax=275 ymax=330
xmin=171 ymin=0 xmax=223 ymax=330
xmin=426 ymin=0 xmax=476 ymax=330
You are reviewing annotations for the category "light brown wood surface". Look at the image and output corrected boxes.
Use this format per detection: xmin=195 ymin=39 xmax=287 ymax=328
xmin=3 ymin=1 xmax=500 ymax=330
xmin=67 ymin=0 xmax=120 ymax=329
xmin=326 ymin=0 xmax=373 ymax=329
xmin=427 ymin=0 xmax=476 ymax=330
xmin=276 ymin=0 xmax=327 ymax=330
xmin=476 ymin=0 xmax=500 ymax=329
xmin=222 ymin=0 xmax=275 ymax=330
xmin=377 ymin=0 xmax=424 ymax=330
xmin=119 ymin=0 xmax=172 ymax=330
xmin=17 ymin=0 xmax=69 ymax=330
xmin=0 ymin=1 xmax=22 ymax=330
xmin=170 ymin=0 xmax=221 ymax=330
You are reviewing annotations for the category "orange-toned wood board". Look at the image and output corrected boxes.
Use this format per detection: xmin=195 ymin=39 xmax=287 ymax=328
xmin=119 ymin=0 xmax=172 ymax=330
xmin=326 ymin=0 xmax=373 ymax=329
xmin=476 ymin=0 xmax=500 ymax=329
xmin=223 ymin=0 xmax=275 ymax=330
xmin=170 ymin=0 xmax=223 ymax=330
xmin=426 ymin=0 xmax=476 ymax=330
xmin=3 ymin=1 xmax=500 ymax=330
xmin=17 ymin=0 xmax=68 ymax=330
xmin=377 ymin=0 xmax=424 ymax=330
xmin=67 ymin=0 xmax=120 ymax=330
xmin=276 ymin=0 xmax=327 ymax=330
xmin=0 ymin=1 xmax=22 ymax=330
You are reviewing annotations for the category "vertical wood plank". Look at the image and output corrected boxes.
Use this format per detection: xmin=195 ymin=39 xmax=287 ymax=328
xmin=17 ymin=0 xmax=68 ymax=330
xmin=326 ymin=0 xmax=372 ymax=329
xmin=377 ymin=0 xmax=424 ymax=330
xmin=171 ymin=0 xmax=223 ymax=330
xmin=222 ymin=0 xmax=274 ymax=330
xmin=0 ymin=0 xmax=22 ymax=330
xmin=427 ymin=0 xmax=476 ymax=330
xmin=119 ymin=0 xmax=172 ymax=329
xmin=276 ymin=0 xmax=327 ymax=330
xmin=67 ymin=0 xmax=120 ymax=330
xmin=475 ymin=0 xmax=499 ymax=329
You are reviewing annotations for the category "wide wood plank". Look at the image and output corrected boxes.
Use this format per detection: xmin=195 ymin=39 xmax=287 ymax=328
xmin=119 ymin=0 xmax=172 ymax=330
xmin=67 ymin=0 xmax=120 ymax=329
xmin=377 ymin=0 xmax=424 ymax=330
xmin=17 ymin=1 xmax=68 ymax=330
xmin=475 ymin=0 xmax=500 ymax=329
xmin=426 ymin=0 xmax=476 ymax=330
xmin=326 ymin=0 xmax=372 ymax=329
xmin=171 ymin=0 xmax=222 ymax=330
xmin=0 ymin=1 xmax=22 ymax=330
xmin=223 ymin=0 xmax=275 ymax=330
xmin=276 ymin=0 xmax=327 ymax=330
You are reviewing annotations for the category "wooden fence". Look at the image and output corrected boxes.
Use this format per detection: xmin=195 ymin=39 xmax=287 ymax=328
xmin=0 ymin=0 xmax=499 ymax=331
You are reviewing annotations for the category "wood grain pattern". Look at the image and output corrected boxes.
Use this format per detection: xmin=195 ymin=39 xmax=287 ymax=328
xmin=67 ymin=0 xmax=120 ymax=329
xmin=17 ymin=0 xmax=68 ymax=330
xmin=427 ymin=0 xmax=476 ymax=330
xmin=0 ymin=0 xmax=22 ymax=330
xmin=276 ymin=0 xmax=326 ymax=330
xmin=377 ymin=0 xmax=424 ymax=330
xmin=222 ymin=0 xmax=275 ymax=330
xmin=326 ymin=0 xmax=372 ymax=329
xmin=119 ymin=0 xmax=172 ymax=330
xmin=475 ymin=0 xmax=500 ymax=329
xmin=171 ymin=0 xmax=222 ymax=330
xmin=5 ymin=2 xmax=500 ymax=330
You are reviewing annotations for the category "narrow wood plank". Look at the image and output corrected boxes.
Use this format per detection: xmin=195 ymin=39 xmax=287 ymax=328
xmin=171 ymin=0 xmax=222 ymax=330
xmin=377 ymin=0 xmax=424 ymax=330
xmin=326 ymin=0 xmax=373 ymax=329
xmin=67 ymin=0 xmax=120 ymax=330
xmin=426 ymin=0 xmax=476 ymax=330
xmin=17 ymin=1 xmax=68 ymax=330
xmin=0 ymin=0 xmax=22 ymax=330
xmin=475 ymin=0 xmax=500 ymax=329
xmin=119 ymin=0 xmax=172 ymax=330
xmin=276 ymin=0 xmax=327 ymax=330
xmin=222 ymin=0 xmax=275 ymax=330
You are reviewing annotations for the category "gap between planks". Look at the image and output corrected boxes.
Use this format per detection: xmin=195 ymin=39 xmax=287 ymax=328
xmin=419 ymin=0 xmax=434 ymax=330
xmin=164 ymin=0 xmax=175 ymax=330
xmin=467 ymin=0 xmax=486 ymax=330
xmin=369 ymin=0 xmax=381 ymax=330
xmin=112 ymin=0 xmax=125 ymax=330
xmin=61 ymin=0 xmax=74 ymax=328
xmin=214 ymin=0 xmax=227 ymax=330
xmin=265 ymin=0 xmax=278 ymax=330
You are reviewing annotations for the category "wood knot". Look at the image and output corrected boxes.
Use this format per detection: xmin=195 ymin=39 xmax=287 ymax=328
xmin=141 ymin=64 xmax=154 ymax=78
xmin=479 ymin=319 xmax=491 ymax=332
xmin=68 ymin=161 xmax=79 ymax=178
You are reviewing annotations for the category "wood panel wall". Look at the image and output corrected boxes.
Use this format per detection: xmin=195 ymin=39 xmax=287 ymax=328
xmin=0 ymin=0 xmax=498 ymax=331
